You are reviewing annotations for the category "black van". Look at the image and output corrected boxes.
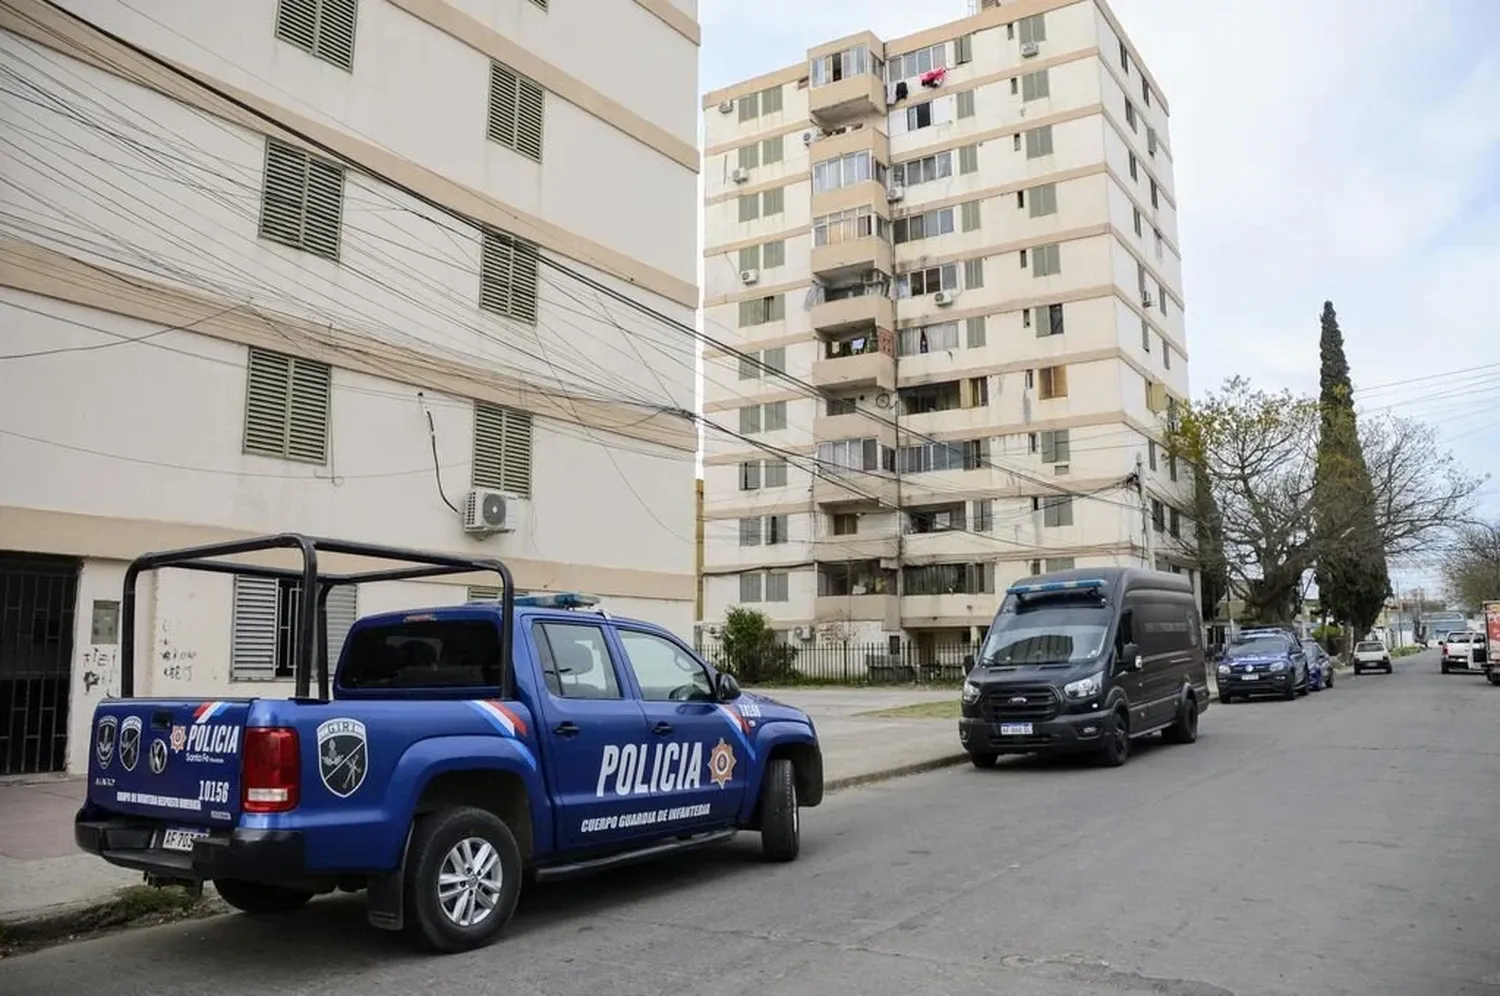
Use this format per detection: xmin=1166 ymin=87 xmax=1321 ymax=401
xmin=958 ymin=567 xmax=1209 ymax=768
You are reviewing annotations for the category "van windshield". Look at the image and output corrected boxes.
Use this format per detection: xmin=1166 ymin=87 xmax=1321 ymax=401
xmin=978 ymin=599 xmax=1110 ymax=666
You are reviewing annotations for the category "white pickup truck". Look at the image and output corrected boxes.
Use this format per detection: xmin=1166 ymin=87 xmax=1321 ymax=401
xmin=1441 ymin=631 xmax=1487 ymax=674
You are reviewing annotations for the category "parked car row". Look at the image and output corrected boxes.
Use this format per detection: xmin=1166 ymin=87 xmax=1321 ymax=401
xmin=1215 ymin=627 xmax=1341 ymax=703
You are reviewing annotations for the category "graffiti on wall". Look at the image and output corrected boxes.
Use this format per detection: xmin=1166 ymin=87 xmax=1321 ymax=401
xmin=81 ymin=644 xmax=118 ymax=696
xmin=156 ymin=617 xmax=198 ymax=683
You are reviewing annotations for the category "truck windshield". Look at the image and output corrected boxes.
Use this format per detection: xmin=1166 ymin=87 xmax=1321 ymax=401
xmin=1226 ymin=638 xmax=1289 ymax=658
xmin=341 ymin=619 xmax=503 ymax=689
xmin=978 ymin=599 xmax=1110 ymax=665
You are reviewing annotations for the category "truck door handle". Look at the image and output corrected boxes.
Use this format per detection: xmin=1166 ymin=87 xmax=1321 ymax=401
xmin=553 ymin=721 xmax=580 ymax=737
xmin=652 ymin=721 xmax=673 ymax=736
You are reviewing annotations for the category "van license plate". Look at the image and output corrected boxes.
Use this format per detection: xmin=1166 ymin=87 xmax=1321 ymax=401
xmin=160 ymin=828 xmax=208 ymax=852
xmin=1240 ymin=674 xmax=1259 ymax=681
xmin=999 ymin=723 xmax=1033 ymax=736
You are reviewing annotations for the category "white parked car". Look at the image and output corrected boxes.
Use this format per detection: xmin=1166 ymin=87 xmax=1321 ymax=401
xmin=1441 ymin=631 xmax=1486 ymax=674
xmin=1352 ymin=640 xmax=1392 ymax=675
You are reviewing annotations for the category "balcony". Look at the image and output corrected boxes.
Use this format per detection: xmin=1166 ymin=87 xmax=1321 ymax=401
xmin=812 ymin=470 xmax=899 ymax=508
xmin=815 ymin=557 xmax=900 ymax=627
xmin=809 ymin=72 xmax=886 ymax=127
xmin=811 ymin=333 xmax=896 ymax=391
xmin=810 ymin=285 xmax=894 ymax=332
xmin=816 ymin=593 xmax=901 ymax=627
xmin=811 ymin=234 xmax=893 ymax=280
xmin=900 ymin=593 xmax=1002 ymax=627
xmin=813 ymin=411 xmax=896 ymax=444
xmin=814 ymin=531 xmax=899 ymax=562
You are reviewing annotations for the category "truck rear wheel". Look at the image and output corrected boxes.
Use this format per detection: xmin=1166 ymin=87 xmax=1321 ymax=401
xmin=403 ymin=806 xmax=522 ymax=953
xmin=213 ymin=878 xmax=313 ymax=914
xmin=759 ymin=757 xmax=800 ymax=862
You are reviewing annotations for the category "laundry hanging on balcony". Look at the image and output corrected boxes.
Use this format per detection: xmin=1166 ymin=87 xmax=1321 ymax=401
xmin=894 ymin=80 xmax=909 ymax=101
xmin=919 ymin=67 xmax=947 ymax=88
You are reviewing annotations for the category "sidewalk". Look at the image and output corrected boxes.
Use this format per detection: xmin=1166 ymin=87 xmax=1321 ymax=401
xmin=0 ymin=686 xmax=965 ymax=927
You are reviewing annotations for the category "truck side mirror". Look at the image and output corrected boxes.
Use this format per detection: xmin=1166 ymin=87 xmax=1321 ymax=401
xmin=714 ymin=671 xmax=742 ymax=702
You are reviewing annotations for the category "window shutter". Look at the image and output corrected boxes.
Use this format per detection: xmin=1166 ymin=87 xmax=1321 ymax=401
xmin=762 ymin=240 xmax=786 ymax=267
xmin=259 ymin=138 xmax=345 ymax=260
xmin=275 ymin=0 xmax=358 ymax=72
xmin=762 ymin=187 xmax=785 ymax=215
xmin=961 ymin=201 xmax=982 ymax=232
xmin=760 ymin=85 xmax=783 ymax=115
xmin=488 ymin=62 xmax=545 ymax=162
xmin=963 ymin=258 xmax=984 ymax=288
xmin=738 ymin=245 xmax=760 ymax=271
xmin=322 ymin=584 xmax=358 ymax=672
xmin=244 ymin=347 xmax=330 ymax=463
xmin=739 ymin=572 xmax=762 ymax=602
xmin=737 ymin=144 xmax=760 ymax=170
xmin=472 ymin=401 xmax=533 ymax=498
xmin=231 ymin=576 xmax=280 ymax=681
xmin=762 ymin=135 xmax=784 ymax=164
xmin=956 ymin=90 xmax=975 ymax=119
xmin=286 ymin=356 xmax=331 ymax=462
xmin=1041 ymin=431 xmax=1057 ymax=463
xmin=479 ymin=228 xmax=540 ymax=324
xmin=958 ymin=144 xmax=979 ymax=174
xmin=738 ymin=194 xmax=760 ymax=222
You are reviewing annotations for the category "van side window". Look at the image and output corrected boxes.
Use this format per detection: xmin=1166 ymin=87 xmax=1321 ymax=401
xmin=1117 ymin=610 xmax=1134 ymax=650
xmin=1137 ymin=599 xmax=1195 ymax=657
xmin=531 ymin=622 xmax=622 ymax=700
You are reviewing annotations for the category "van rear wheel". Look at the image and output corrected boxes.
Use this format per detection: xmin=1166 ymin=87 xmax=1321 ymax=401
xmin=213 ymin=878 xmax=313 ymax=914
xmin=403 ymin=805 xmax=523 ymax=953
xmin=1161 ymin=697 xmax=1198 ymax=745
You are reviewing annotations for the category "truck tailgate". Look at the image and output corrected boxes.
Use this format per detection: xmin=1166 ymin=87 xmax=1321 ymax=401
xmin=88 ymin=699 xmax=252 ymax=828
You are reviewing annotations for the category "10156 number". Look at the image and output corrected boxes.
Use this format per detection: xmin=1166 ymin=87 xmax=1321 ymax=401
xmin=198 ymin=780 xmax=230 ymax=804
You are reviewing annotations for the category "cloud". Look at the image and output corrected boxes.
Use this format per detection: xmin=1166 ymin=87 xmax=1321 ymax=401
xmin=699 ymin=0 xmax=1500 ymax=569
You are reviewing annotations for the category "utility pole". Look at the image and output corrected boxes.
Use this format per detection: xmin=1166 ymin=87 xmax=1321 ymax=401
xmin=1135 ymin=454 xmax=1154 ymax=569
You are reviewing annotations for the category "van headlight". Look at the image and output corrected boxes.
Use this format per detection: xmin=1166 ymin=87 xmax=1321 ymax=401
xmin=1269 ymin=660 xmax=1289 ymax=672
xmin=1063 ymin=672 xmax=1103 ymax=700
xmin=1217 ymin=663 xmax=1230 ymax=676
xmin=961 ymin=681 xmax=981 ymax=704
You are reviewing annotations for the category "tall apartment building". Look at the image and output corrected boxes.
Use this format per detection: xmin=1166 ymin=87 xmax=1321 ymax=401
xmin=699 ymin=0 xmax=1195 ymax=656
xmin=0 ymin=0 xmax=700 ymax=775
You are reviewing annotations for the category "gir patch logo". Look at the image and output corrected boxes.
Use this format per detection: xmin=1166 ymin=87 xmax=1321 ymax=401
xmin=708 ymin=738 xmax=737 ymax=789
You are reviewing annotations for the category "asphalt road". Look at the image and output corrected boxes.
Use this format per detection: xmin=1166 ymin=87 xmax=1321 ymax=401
xmin=4 ymin=650 xmax=1499 ymax=996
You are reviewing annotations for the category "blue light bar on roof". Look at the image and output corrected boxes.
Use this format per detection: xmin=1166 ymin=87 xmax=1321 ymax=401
xmin=513 ymin=592 xmax=601 ymax=609
xmin=1007 ymin=578 xmax=1109 ymax=595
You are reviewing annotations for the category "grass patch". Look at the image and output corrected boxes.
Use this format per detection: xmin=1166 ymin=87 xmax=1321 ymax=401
xmin=1391 ymin=646 xmax=1424 ymax=658
xmin=0 ymin=885 xmax=222 ymax=958
xmin=857 ymin=699 xmax=962 ymax=720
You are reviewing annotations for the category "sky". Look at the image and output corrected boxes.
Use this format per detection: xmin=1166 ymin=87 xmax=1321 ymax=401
xmin=696 ymin=0 xmax=1500 ymax=597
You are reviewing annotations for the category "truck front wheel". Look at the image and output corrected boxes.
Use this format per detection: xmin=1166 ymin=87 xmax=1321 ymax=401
xmin=758 ymin=757 xmax=800 ymax=862
xmin=403 ymin=806 xmax=523 ymax=953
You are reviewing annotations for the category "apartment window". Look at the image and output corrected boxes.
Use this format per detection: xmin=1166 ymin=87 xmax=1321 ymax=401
xmin=737 ymin=143 xmax=760 ymax=170
xmin=1148 ymin=438 xmax=1158 ymax=471
xmin=813 ymin=150 xmax=884 ymax=193
xmin=479 ymin=228 xmax=541 ymax=324
xmin=738 ymin=244 xmax=759 ymax=271
xmin=1125 ymin=100 xmax=1138 ymax=131
xmin=902 ymin=563 xmax=995 ymax=597
xmin=1133 ymin=207 xmax=1143 ymax=236
xmin=1170 ymin=507 xmax=1181 ymax=538
xmin=1129 ymin=152 xmax=1139 ymax=181
xmin=1162 ymin=339 xmax=1171 ymax=369
xmin=956 ymin=90 xmax=976 ymax=119
xmin=1158 ymin=281 xmax=1168 ymax=314
xmin=762 ymin=240 xmax=786 ymax=268
xmin=472 ymin=401 xmax=533 ymax=498
xmin=1025 ymin=125 xmax=1054 ymax=159
xmin=826 ymin=396 xmax=857 ymax=415
xmin=765 ymin=572 xmax=790 ymax=602
xmin=243 ymin=347 xmax=331 ymax=463
xmin=1151 ymin=498 xmax=1165 ymax=533
xmin=274 ymin=0 xmax=358 ymax=72
xmin=954 ymin=33 xmax=973 ymax=65
xmin=958 ymin=143 xmax=979 ymax=175
xmin=738 ymin=193 xmax=760 ymax=222
xmin=1154 ymin=227 xmax=1164 ymax=260
xmin=1039 ymin=428 xmax=1070 ymax=463
xmin=898 ymin=320 xmax=959 ymax=356
xmin=893 ymin=151 xmax=952 ymax=187
xmin=818 ymin=438 xmax=894 ymax=474
xmin=1037 ymin=364 xmax=1068 ymax=400
xmin=765 ymin=458 xmax=788 ymax=487
xmin=887 ymin=43 xmax=946 ymax=83
xmin=899 ymin=438 xmax=987 ymax=474
xmin=736 ymin=84 xmax=784 ymax=123
xmin=1019 ymin=13 xmax=1047 ymax=45
xmin=258 ymin=138 xmax=345 ymax=260
xmin=762 ymin=135 xmax=785 ymax=164
xmin=972 ymin=499 xmax=994 ymax=532
xmin=1028 ymin=182 xmax=1057 ymax=218
xmin=963 ymin=258 xmax=985 ymax=289
xmin=762 ymin=187 xmax=785 ymax=216
xmin=763 ymin=347 xmax=786 ymax=373
xmin=1020 ymin=69 xmax=1050 ymax=102
xmin=739 ymin=461 xmax=761 ymax=490
xmin=1119 ymin=41 xmax=1130 ymax=73
xmin=763 ymin=401 xmax=787 ymax=431
xmin=1142 ymin=79 xmax=1152 ymax=106
xmin=961 ymin=201 xmax=983 ymax=233
xmin=1147 ymin=127 xmax=1159 ymax=157
xmin=893 ymin=207 xmax=955 ymax=244
xmin=739 ymin=405 xmax=760 ymax=434
xmin=903 ymin=100 xmax=946 ymax=132
xmin=1141 ymin=317 xmax=1151 ymax=351
xmin=1030 ymin=242 xmax=1061 ymax=276
xmin=1040 ymin=495 xmax=1074 ymax=527
xmin=814 ymin=206 xmax=886 ymax=245
xmin=231 ymin=575 xmax=357 ymax=680
xmin=832 ymin=513 xmax=859 ymax=536
xmin=738 ymin=295 xmax=785 ymax=327
xmin=1169 ymin=451 xmax=1179 ymax=482
xmin=900 ymin=263 xmax=958 ymax=297
xmin=738 ymin=572 xmax=762 ymax=602
xmin=813 ymin=45 xmax=878 ymax=87
xmin=968 ymin=376 xmax=989 ymax=406
xmin=1033 ymin=302 xmax=1064 ymax=336
xmin=1150 ymin=179 xmax=1160 ymax=208
xmin=487 ymin=62 xmax=545 ymax=162
xmin=966 ymin=316 xmax=987 ymax=348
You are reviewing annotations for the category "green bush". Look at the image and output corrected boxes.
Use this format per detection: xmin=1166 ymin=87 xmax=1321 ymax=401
xmin=714 ymin=607 xmax=798 ymax=684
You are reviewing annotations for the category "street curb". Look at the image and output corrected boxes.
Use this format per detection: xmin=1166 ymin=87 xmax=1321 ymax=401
xmin=825 ymin=753 xmax=971 ymax=794
xmin=0 ymin=886 xmax=224 ymax=957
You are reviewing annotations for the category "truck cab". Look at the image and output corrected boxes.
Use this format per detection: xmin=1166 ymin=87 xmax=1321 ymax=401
xmin=75 ymin=534 xmax=823 ymax=952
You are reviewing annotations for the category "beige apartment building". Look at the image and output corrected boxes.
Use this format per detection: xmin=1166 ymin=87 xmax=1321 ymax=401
xmin=698 ymin=0 xmax=1196 ymax=654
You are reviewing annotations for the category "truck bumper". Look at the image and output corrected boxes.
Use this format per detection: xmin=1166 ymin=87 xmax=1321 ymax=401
xmin=75 ymin=811 xmax=305 ymax=884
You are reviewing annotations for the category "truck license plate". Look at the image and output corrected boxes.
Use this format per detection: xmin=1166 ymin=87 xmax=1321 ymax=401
xmin=1240 ymin=674 xmax=1259 ymax=681
xmin=999 ymin=723 xmax=1033 ymax=736
xmin=160 ymin=828 xmax=209 ymax=852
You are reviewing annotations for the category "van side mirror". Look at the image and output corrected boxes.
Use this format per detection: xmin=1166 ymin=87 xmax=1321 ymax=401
xmin=714 ymin=671 xmax=742 ymax=702
xmin=963 ymin=653 xmax=976 ymax=673
xmin=1119 ymin=643 xmax=1142 ymax=672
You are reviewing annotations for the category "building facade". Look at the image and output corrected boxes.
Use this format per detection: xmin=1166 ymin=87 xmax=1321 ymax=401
xmin=699 ymin=0 xmax=1195 ymax=658
xmin=0 ymin=0 xmax=700 ymax=776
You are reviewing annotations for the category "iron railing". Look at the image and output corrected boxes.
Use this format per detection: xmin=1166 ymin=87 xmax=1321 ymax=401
xmin=694 ymin=639 xmax=977 ymax=685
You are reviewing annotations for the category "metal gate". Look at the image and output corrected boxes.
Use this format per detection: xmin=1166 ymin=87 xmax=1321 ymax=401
xmin=0 ymin=553 xmax=80 ymax=775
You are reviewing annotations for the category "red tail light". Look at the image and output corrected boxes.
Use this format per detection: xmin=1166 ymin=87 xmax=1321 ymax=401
xmin=242 ymin=727 xmax=300 ymax=813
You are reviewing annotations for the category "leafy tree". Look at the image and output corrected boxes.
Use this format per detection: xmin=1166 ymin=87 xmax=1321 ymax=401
xmin=715 ymin=606 xmax=797 ymax=684
xmin=1443 ymin=521 xmax=1500 ymax=611
xmin=1312 ymin=301 xmax=1389 ymax=636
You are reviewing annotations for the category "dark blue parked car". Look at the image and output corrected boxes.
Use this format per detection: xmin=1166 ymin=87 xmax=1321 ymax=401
xmin=1216 ymin=632 xmax=1309 ymax=702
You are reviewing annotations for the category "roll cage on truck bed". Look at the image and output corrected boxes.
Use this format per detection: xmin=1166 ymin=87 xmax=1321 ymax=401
xmin=79 ymin=533 xmax=823 ymax=952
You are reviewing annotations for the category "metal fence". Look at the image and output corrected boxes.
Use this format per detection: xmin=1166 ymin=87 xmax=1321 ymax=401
xmin=693 ymin=639 xmax=977 ymax=686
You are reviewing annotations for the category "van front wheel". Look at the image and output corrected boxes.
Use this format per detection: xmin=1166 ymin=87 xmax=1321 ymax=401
xmin=1097 ymin=709 xmax=1130 ymax=767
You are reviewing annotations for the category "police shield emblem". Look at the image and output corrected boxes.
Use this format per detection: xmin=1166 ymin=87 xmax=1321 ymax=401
xmin=119 ymin=716 xmax=142 ymax=772
xmin=95 ymin=715 xmax=117 ymax=769
xmin=316 ymin=718 xmax=368 ymax=798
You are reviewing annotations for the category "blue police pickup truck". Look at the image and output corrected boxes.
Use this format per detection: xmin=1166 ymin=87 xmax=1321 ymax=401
xmin=76 ymin=535 xmax=824 ymax=952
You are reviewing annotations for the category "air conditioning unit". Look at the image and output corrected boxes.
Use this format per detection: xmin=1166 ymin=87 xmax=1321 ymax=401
xmin=886 ymin=184 xmax=905 ymax=202
xmin=1020 ymin=41 xmax=1039 ymax=58
xmin=718 ymin=99 xmax=734 ymax=114
xmin=934 ymin=290 xmax=958 ymax=306
xmin=740 ymin=268 xmax=760 ymax=285
xmin=731 ymin=166 xmax=750 ymax=183
xmin=707 ymin=623 xmax=723 ymax=638
xmin=1141 ymin=290 xmax=1154 ymax=307
xmin=793 ymin=625 xmax=814 ymax=642
xmin=802 ymin=131 xmax=814 ymax=145
xmin=462 ymin=489 xmax=518 ymax=534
